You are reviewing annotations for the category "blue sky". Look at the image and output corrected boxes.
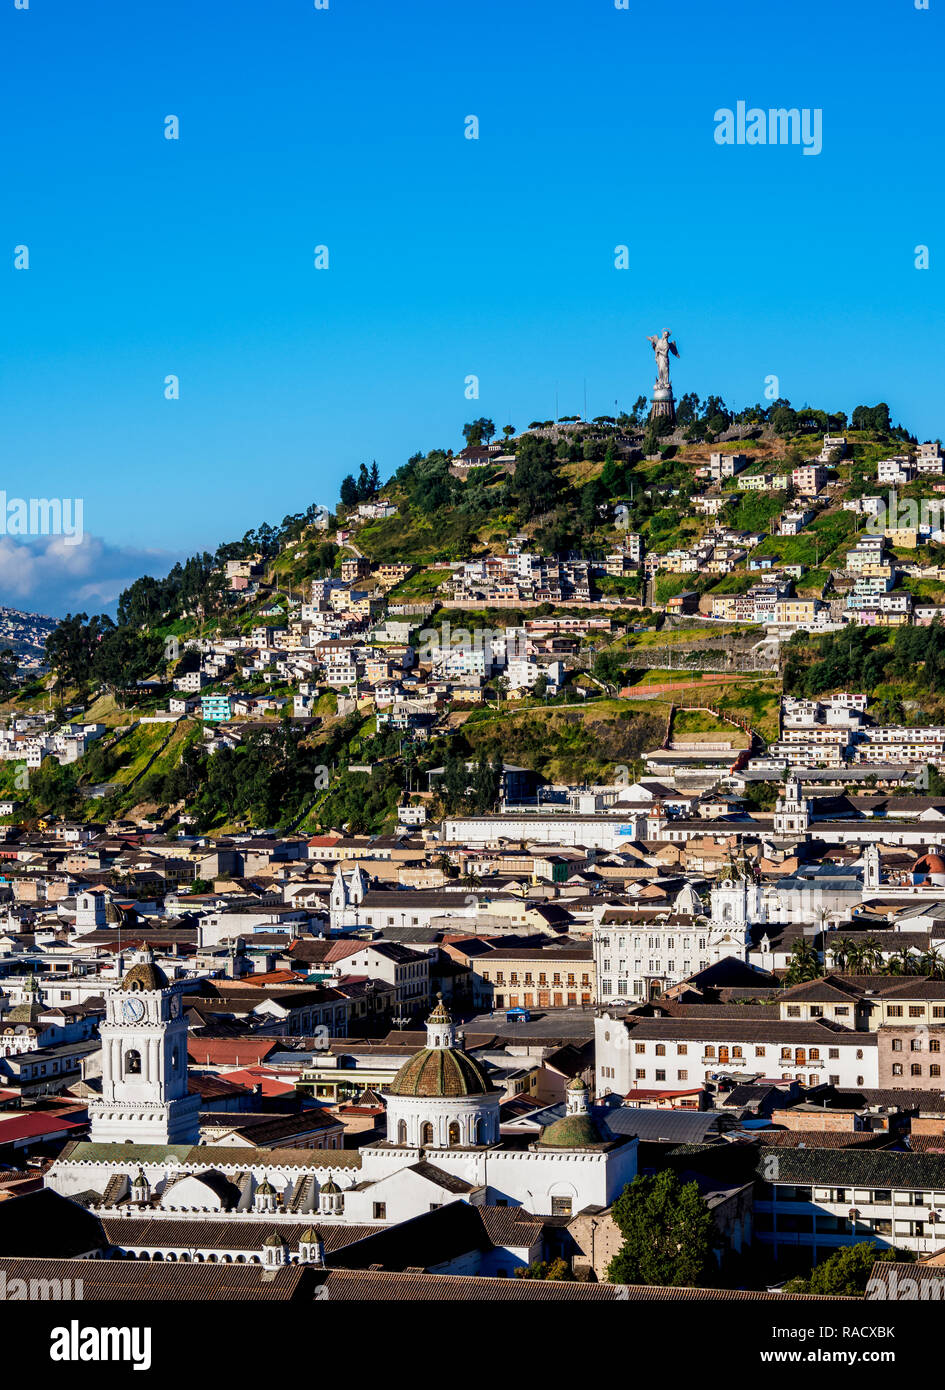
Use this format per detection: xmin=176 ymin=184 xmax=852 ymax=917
xmin=1 ymin=0 xmax=942 ymax=614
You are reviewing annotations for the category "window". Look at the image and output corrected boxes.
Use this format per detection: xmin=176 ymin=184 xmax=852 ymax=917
xmin=678 ymin=1070 xmax=688 ymax=1081
xmin=124 ymin=1049 xmax=142 ymax=1076
xmin=677 ymin=1044 xmax=687 ymax=1056
xmin=655 ymin=1069 xmax=666 ymax=1081
xmin=420 ymin=1122 xmax=434 ymax=1146
xmin=892 ymin=1063 xmax=903 ymax=1077
xmin=655 ymin=1044 xmax=666 ymax=1056
xmin=372 ymin=1203 xmax=386 ymax=1220
xmin=551 ymin=1196 xmax=572 ymax=1216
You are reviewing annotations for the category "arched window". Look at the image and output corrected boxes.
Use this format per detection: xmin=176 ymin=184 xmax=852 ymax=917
xmin=171 ymin=1048 xmax=179 ymax=1071
xmin=448 ymin=1121 xmax=461 ymax=1147
xmin=396 ymin=1119 xmax=407 ymax=1145
xmin=473 ymin=1117 xmax=485 ymax=1145
xmin=125 ymin=1049 xmax=142 ymax=1076
xmin=420 ymin=1121 xmax=434 ymax=1146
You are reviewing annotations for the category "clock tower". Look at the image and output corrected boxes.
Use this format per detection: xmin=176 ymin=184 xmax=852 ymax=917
xmin=89 ymin=945 xmax=199 ymax=1146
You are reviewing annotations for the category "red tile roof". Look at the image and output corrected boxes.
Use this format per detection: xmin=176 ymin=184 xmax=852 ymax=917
xmin=186 ymin=1039 xmax=280 ymax=1067
xmin=221 ymin=1067 xmax=297 ymax=1097
xmin=0 ymin=1112 xmax=86 ymax=1146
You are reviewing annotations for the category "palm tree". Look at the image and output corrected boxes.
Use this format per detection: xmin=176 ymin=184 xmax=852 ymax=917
xmin=859 ymin=937 xmax=884 ymax=975
xmin=829 ymin=937 xmax=857 ymax=972
xmin=785 ymin=938 xmax=820 ymax=985
xmin=845 ymin=939 xmax=867 ymax=974
xmin=883 ymin=947 xmax=917 ymax=978
xmin=921 ymin=948 xmax=945 ymax=981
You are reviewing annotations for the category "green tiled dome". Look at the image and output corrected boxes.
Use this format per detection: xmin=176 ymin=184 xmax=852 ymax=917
xmin=388 ymin=1045 xmax=493 ymax=1099
xmin=537 ymin=1112 xmax=607 ymax=1149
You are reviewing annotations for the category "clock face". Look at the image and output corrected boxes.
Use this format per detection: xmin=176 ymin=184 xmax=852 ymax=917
xmin=122 ymin=996 xmax=145 ymax=1024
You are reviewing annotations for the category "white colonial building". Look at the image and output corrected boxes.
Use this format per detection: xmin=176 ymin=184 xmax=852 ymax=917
xmin=593 ymin=879 xmax=756 ymax=1004
xmin=49 ymin=990 xmax=637 ymax=1228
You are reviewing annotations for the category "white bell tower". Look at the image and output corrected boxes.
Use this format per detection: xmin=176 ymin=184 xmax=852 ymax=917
xmin=862 ymin=843 xmax=881 ymax=893
xmin=89 ymin=946 xmax=199 ymax=1146
xmin=774 ymin=775 xmax=812 ymax=836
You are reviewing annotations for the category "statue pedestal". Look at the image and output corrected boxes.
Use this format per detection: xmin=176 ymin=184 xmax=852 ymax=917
xmin=649 ymin=385 xmax=676 ymax=425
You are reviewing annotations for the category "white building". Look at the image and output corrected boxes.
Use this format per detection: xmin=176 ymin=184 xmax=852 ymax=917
xmin=595 ymin=1012 xmax=879 ymax=1096
xmin=49 ymin=997 xmax=638 ymax=1226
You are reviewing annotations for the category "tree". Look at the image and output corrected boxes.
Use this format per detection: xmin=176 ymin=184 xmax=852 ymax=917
xmin=675 ymin=392 xmax=701 ymax=428
xmin=784 ymin=938 xmax=820 ymax=984
xmin=828 ymin=936 xmax=857 ymax=972
xmin=92 ymin=628 xmax=165 ymax=704
xmin=852 ymin=403 xmax=892 ymax=434
xmin=45 ymin=612 xmax=115 ymax=695
xmin=783 ymin=1242 xmax=895 ymax=1296
xmin=463 ymin=418 xmax=496 ymax=446
xmin=339 ymin=474 xmax=359 ymax=509
xmin=0 ymin=648 xmax=18 ymax=697
xmin=592 ymin=648 xmax=626 ymax=689
xmin=925 ymin=764 xmax=945 ymax=796
xmin=643 ymin=414 xmax=672 ymax=457
xmin=606 ymin=1171 xmax=717 ymax=1287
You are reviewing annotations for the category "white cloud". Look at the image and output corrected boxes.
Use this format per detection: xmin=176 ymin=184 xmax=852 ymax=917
xmin=0 ymin=534 xmax=183 ymax=618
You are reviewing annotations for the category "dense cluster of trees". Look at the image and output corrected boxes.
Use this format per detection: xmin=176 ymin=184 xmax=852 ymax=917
xmin=45 ymin=614 xmax=164 ymax=702
xmin=140 ymin=721 xmax=343 ymax=829
xmin=783 ymin=1242 xmax=897 ymax=1296
xmin=436 ymin=751 xmax=504 ymax=814
xmin=785 ymin=620 xmax=945 ymax=701
xmin=783 ymin=627 xmax=891 ymax=698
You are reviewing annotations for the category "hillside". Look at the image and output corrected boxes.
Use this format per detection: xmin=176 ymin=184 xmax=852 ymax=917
xmin=6 ymin=397 xmax=929 ymax=833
